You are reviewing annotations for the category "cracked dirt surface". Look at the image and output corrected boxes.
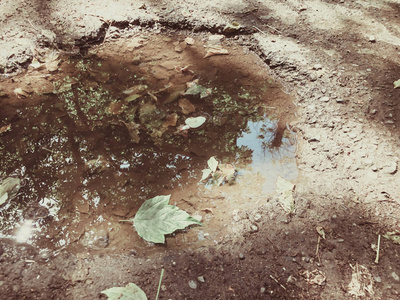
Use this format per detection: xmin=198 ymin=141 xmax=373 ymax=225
xmin=1 ymin=0 xmax=400 ymax=299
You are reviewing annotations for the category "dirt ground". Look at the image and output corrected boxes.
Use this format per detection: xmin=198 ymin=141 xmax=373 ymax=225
xmin=1 ymin=0 xmax=400 ymax=299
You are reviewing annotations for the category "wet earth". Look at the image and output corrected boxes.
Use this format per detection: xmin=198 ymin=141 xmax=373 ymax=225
xmin=2 ymin=0 xmax=400 ymax=299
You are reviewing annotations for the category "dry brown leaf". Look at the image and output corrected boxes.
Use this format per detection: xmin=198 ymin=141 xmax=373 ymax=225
xmin=107 ymin=102 xmax=124 ymax=115
xmin=163 ymin=113 xmax=178 ymax=127
xmin=0 ymin=124 xmax=11 ymax=134
xmin=178 ymin=98 xmax=196 ymax=114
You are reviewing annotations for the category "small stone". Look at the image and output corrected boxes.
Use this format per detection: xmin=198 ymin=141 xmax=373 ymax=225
xmin=337 ymin=238 xmax=345 ymax=242
xmin=382 ymin=161 xmax=397 ymax=174
xmin=374 ymin=276 xmax=382 ymax=283
xmin=254 ymin=213 xmax=262 ymax=221
xmin=161 ymin=285 xmax=167 ymax=291
xmin=189 ymin=280 xmax=198 ymax=289
xmin=251 ymin=225 xmax=258 ymax=232
xmin=370 ymin=109 xmax=377 ymax=114
xmin=386 ymin=120 xmax=395 ymax=124
xmin=239 ymin=253 xmax=245 ymax=260
xmin=392 ymin=272 xmax=400 ymax=281
xmin=304 ymin=257 xmax=310 ymax=263
xmin=197 ymin=276 xmax=205 ymax=283
xmin=260 ymin=287 xmax=266 ymax=293
xmin=336 ymin=98 xmax=344 ymax=103
xmin=313 ymin=64 xmax=322 ymax=70
xmin=320 ymin=96 xmax=330 ymax=102
xmin=369 ymin=36 xmax=376 ymax=43
xmin=232 ymin=215 xmax=240 ymax=222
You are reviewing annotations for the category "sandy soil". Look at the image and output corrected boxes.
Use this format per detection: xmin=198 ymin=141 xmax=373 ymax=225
xmin=1 ymin=0 xmax=400 ymax=299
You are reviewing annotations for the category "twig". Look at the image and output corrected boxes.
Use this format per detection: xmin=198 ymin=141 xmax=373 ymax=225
xmin=253 ymin=24 xmax=282 ymax=35
xmin=315 ymin=236 xmax=321 ymax=264
xmin=253 ymin=26 xmax=268 ymax=35
xmin=269 ymin=275 xmax=286 ymax=290
xmin=155 ymin=269 xmax=165 ymax=300
xmin=375 ymin=234 xmax=381 ymax=264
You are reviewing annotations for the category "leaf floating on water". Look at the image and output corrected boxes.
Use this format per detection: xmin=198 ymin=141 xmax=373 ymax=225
xmin=204 ymin=46 xmax=229 ymax=58
xmin=179 ymin=98 xmax=196 ymax=114
xmin=394 ymin=79 xmax=400 ymax=89
xmin=101 ymin=282 xmax=148 ymax=300
xmin=132 ymin=195 xmax=202 ymax=243
xmin=185 ymin=116 xmax=206 ymax=128
xmin=275 ymin=176 xmax=295 ymax=214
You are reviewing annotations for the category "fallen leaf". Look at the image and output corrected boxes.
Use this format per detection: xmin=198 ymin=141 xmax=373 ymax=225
xmin=44 ymin=51 xmax=60 ymax=72
xmin=201 ymin=168 xmax=213 ymax=181
xmin=101 ymin=282 xmax=148 ymax=300
xmin=123 ymin=84 xmax=147 ymax=95
xmin=394 ymin=79 xmax=400 ymax=89
xmin=207 ymin=156 xmax=218 ymax=172
xmin=185 ymin=37 xmax=195 ymax=45
xmin=300 ymin=269 xmax=326 ymax=286
xmin=179 ymin=98 xmax=196 ymax=114
xmin=383 ymin=231 xmax=400 ymax=245
xmin=30 ymin=58 xmax=41 ymax=69
xmin=132 ymin=195 xmax=202 ymax=243
xmin=185 ymin=116 xmax=206 ymax=128
xmin=14 ymin=88 xmax=30 ymax=98
xmin=0 ymin=124 xmax=11 ymax=134
xmin=163 ymin=113 xmax=178 ymax=127
xmin=122 ymin=122 xmax=140 ymax=143
xmin=347 ymin=264 xmax=374 ymax=298
xmin=215 ymin=163 xmax=236 ymax=186
xmin=275 ymin=177 xmax=295 ymax=213
xmin=124 ymin=94 xmax=142 ymax=103
xmin=204 ymin=46 xmax=229 ymax=58
xmin=316 ymin=226 xmax=326 ymax=239
xmin=223 ymin=21 xmax=241 ymax=33
xmin=107 ymin=102 xmax=124 ymax=115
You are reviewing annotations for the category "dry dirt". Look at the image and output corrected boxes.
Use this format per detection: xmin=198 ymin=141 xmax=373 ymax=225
xmin=1 ymin=0 xmax=400 ymax=299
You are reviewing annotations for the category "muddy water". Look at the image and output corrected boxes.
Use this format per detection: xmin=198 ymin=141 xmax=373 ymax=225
xmin=0 ymin=33 xmax=297 ymax=254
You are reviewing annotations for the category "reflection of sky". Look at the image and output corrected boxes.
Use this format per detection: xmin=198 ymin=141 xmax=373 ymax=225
xmin=236 ymin=118 xmax=298 ymax=195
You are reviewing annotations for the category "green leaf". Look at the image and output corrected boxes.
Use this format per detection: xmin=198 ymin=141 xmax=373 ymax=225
xmin=101 ymin=283 xmax=148 ymax=300
xmin=134 ymin=195 xmax=202 ymax=243
xmin=394 ymin=79 xmax=400 ymax=89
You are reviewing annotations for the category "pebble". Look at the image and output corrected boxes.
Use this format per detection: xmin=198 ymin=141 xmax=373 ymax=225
xmin=369 ymin=36 xmax=376 ymax=43
xmin=392 ymin=272 xmax=400 ymax=281
xmin=251 ymin=225 xmax=258 ymax=232
xmin=197 ymin=276 xmax=205 ymax=283
xmin=336 ymin=98 xmax=344 ymax=103
xmin=189 ymin=280 xmax=198 ymax=289
xmin=260 ymin=287 xmax=266 ymax=293
xmin=313 ymin=64 xmax=322 ymax=70
xmin=382 ymin=161 xmax=397 ymax=174
xmin=374 ymin=276 xmax=382 ymax=283
xmin=254 ymin=213 xmax=262 ymax=221
xmin=304 ymin=257 xmax=310 ymax=263
xmin=239 ymin=253 xmax=245 ymax=260
xmin=320 ymin=96 xmax=330 ymax=102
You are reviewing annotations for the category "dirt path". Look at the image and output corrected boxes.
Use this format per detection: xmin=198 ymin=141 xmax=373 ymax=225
xmin=1 ymin=0 xmax=400 ymax=299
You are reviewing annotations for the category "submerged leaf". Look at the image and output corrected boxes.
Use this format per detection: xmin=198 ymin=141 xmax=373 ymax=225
xmin=101 ymin=283 xmax=147 ymax=300
xmin=185 ymin=116 xmax=206 ymax=129
xmin=133 ymin=195 xmax=202 ymax=243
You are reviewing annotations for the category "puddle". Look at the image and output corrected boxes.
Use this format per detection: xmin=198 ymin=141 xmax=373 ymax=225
xmin=0 ymin=33 xmax=297 ymax=254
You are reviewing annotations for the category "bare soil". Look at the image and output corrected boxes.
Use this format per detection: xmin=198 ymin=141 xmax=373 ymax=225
xmin=1 ymin=0 xmax=400 ymax=299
